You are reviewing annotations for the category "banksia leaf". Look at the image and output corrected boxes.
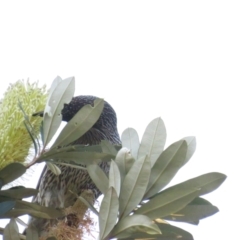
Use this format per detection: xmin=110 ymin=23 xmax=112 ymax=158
xmin=52 ymin=98 xmax=104 ymax=147
xmin=0 ymin=80 xmax=47 ymax=169
xmin=136 ymin=172 xmax=226 ymax=219
xmin=170 ymin=172 xmax=227 ymax=197
xmin=119 ymin=155 xmax=151 ymax=219
xmin=110 ymin=214 xmax=161 ymax=239
xmin=119 ymin=223 xmax=193 ymax=240
xmin=26 ymin=226 xmax=39 ymax=240
xmin=109 ymin=160 xmax=121 ymax=196
xmin=0 ymin=201 xmax=15 ymax=216
xmin=41 ymin=142 xmax=116 ymax=165
xmin=138 ymin=117 xmax=167 ymax=167
xmin=87 ymin=164 xmax=109 ymax=194
xmin=0 ymin=163 xmax=26 ymax=185
xmin=144 ymin=140 xmax=188 ymax=199
xmin=115 ymin=147 xmax=135 ymax=183
xmin=77 ymin=193 xmax=99 ymax=216
xmin=182 ymin=136 xmax=196 ymax=165
xmin=121 ymin=128 xmax=139 ymax=160
xmin=3 ymin=218 xmax=20 ymax=240
xmin=0 ymin=187 xmax=37 ymax=199
xmin=99 ymin=187 xmax=119 ymax=240
xmin=166 ymin=197 xmax=218 ymax=224
xmin=15 ymin=217 xmax=28 ymax=228
xmin=4 ymin=200 xmax=64 ymax=219
xmin=43 ymin=76 xmax=75 ymax=146
xmin=153 ymin=222 xmax=193 ymax=240
xmin=46 ymin=162 xmax=61 ymax=176
xmin=101 ymin=140 xmax=118 ymax=155
xmin=45 ymin=152 xmax=113 ymax=165
xmin=135 ymin=186 xmax=199 ymax=219
xmin=164 ymin=202 xmax=219 ymax=224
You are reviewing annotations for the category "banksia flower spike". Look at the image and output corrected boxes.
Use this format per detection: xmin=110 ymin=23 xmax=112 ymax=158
xmin=0 ymin=80 xmax=47 ymax=169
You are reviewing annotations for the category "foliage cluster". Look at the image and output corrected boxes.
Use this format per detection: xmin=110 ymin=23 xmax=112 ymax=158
xmin=0 ymin=77 xmax=226 ymax=240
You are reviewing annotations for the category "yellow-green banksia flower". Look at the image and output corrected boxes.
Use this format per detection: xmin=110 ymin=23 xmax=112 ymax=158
xmin=0 ymin=80 xmax=48 ymax=169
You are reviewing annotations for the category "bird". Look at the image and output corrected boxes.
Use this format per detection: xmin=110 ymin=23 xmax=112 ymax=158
xmin=29 ymin=95 xmax=121 ymax=236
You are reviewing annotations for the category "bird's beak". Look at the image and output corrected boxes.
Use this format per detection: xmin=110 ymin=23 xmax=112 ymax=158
xmin=32 ymin=111 xmax=44 ymax=117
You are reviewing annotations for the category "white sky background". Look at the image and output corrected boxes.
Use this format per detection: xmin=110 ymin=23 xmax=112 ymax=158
xmin=0 ymin=1 xmax=239 ymax=239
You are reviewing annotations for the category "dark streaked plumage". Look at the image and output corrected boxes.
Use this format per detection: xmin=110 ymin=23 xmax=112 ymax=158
xmin=30 ymin=95 xmax=121 ymax=233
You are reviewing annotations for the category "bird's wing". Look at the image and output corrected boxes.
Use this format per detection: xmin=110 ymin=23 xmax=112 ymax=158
xmin=32 ymin=127 xmax=108 ymax=203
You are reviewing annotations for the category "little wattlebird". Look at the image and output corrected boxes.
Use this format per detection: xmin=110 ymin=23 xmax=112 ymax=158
xmin=28 ymin=95 xmax=121 ymax=237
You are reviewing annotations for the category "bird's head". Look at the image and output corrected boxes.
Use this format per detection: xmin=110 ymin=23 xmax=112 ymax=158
xmin=33 ymin=95 xmax=121 ymax=144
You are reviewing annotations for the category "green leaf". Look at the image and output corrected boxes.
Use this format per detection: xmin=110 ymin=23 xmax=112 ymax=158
xmin=136 ymin=172 xmax=226 ymax=219
xmin=182 ymin=136 xmax=196 ymax=165
xmin=0 ymin=179 xmax=4 ymax=189
xmin=138 ymin=117 xmax=167 ymax=166
xmin=151 ymin=222 xmax=193 ymax=240
xmin=0 ymin=163 xmax=26 ymax=185
xmin=170 ymin=172 xmax=227 ymax=197
xmin=18 ymin=101 xmax=39 ymax=153
xmin=110 ymin=214 xmax=161 ymax=239
xmin=52 ymin=98 xmax=104 ymax=147
xmin=52 ymin=162 xmax=87 ymax=171
xmin=0 ymin=196 xmax=12 ymax=203
xmin=121 ymin=128 xmax=139 ymax=160
xmin=87 ymin=164 xmax=109 ymax=194
xmin=43 ymin=152 xmax=114 ymax=165
xmin=119 ymin=155 xmax=151 ymax=219
xmin=165 ymin=204 xmax=219 ymax=225
xmin=109 ymin=160 xmax=121 ymax=196
xmin=115 ymin=148 xmax=135 ymax=183
xmin=120 ymin=222 xmax=193 ymax=240
xmin=23 ymin=121 xmax=38 ymax=156
xmin=41 ymin=144 xmax=102 ymax=159
xmin=164 ymin=197 xmax=219 ymax=225
xmin=46 ymin=162 xmax=61 ymax=176
xmin=0 ymin=187 xmax=38 ymax=199
xmin=41 ymin=143 xmax=118 ymax=161
xmin=144 ymin=140 xmax=188 ymax=199
xmin=40 ymin=120 xmax=44 ymax=145
xmin=3 ymin=200 xmax=64 ymax=219
xmin=3 ymin=219 xmax=20 ymax=240
xmin=189 ymin=196 xmax=212 ymax=205
xmin=26 ymin=226 xmax=39 ymax=240
xmin=100 ymin=140 xmax=118 ymax=155
xmin=15 ymin=217 xmax=28 ymax=228
xmin=43 ymin=76 xmax=75 ymax=146
xmin=99 ymin=187 xmax=119 ymax=240
xmin=135 ymin=187 xmax=200 ymax=219
xmin=68 ymin=144 xmax=102 ymax=153
xmin=0 ymin=201 xmax=15 ymax=216
xmin=78 ymin=196 xmax=99 ymax=216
